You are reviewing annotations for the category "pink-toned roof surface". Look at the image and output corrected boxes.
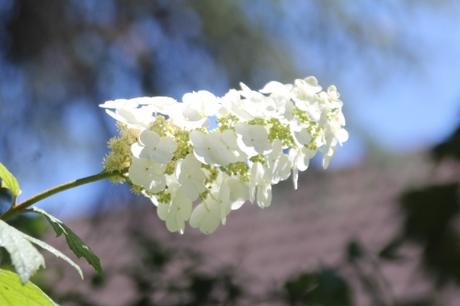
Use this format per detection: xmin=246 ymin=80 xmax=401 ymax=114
xmin=45 ymin=154 xmax=459 ymax=305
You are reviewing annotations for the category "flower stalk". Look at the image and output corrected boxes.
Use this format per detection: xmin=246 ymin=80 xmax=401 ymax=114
xmin=0 ymin=171 xmax=123 ymax=221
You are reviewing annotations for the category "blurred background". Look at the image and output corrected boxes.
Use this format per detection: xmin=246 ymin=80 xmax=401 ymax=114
xmin=1 ymin=0 xmax=460 ymax=305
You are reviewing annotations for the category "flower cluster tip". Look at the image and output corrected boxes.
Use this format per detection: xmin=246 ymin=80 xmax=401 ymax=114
xmin=100 ymin=76 xmax=348 ymax=234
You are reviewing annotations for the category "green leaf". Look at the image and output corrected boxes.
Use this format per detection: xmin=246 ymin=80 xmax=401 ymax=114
xmin=0 ymin=163 xmax=21 ymax=197
xmin=0 ymin=220 xmax=82 ymax=282
xmin=0 ymin=269 xmax=56 ymax=306
xmin=8 ymin=215 xmax=48 ymax=237
xmin=31 ymin=208 xmax=102 ymax=274
xmin=0 ymin=220 xmax=45 ymax=283
xmin=22 ymin=234 xmax=83 ymax=280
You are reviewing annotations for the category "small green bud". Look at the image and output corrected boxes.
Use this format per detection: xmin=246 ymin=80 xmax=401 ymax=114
xmin=247 ymin=117 xmax=266 ymax=125
xmin=267 ymin=118 xmax=294 ymax=147
xmin=224 ymin=161 xmax=250 ymax=182
xmin=217 ymin=114 xmax=239 ymax=130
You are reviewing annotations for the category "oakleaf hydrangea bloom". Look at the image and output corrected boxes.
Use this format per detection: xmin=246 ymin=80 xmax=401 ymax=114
xmin=100 ymin=76 xmax=348 ymax=234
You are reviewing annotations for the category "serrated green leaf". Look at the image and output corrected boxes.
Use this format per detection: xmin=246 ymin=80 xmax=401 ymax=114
xmin=22 ymin=234 xmax=83 ymax=280
xmin=0 ymin=163 xmax=21 ymax=197
xmin=0 ymin=220 xmax=45 ymax=283
xmin=31 ymin=208 xmax=102 ymax=274
xmin=0 ymin=269 xmax=57 ymax=306
xmin=0 ymin=220 xmax=82 ymax=282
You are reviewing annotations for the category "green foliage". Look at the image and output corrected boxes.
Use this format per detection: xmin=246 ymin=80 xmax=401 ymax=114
xmin=0 ymin=269 xmax=56 ymax=306
xmin=383 ymin=183 xmax=460 ymax=286
xmin=24 ymin=234 xmax=83 ymax=280
xmin=48 ymin=230 xmax=245 ymax=306
xmin=31 ymin=207 xmax=102 ymax=274
xmin=0 ymin=162 xmax=21 ymax=199
xmin=283 ymin=268 xmax=353 ymax=306
xmin=8 ymin=215 xmax=48 ymax=238
xmin=0 ymin=220 xmax=82 ymax=283
xmin=127 ymin=231 xmax=245 ymax=306
xmin=0 ymin=220 xmax=44 ymax=283
xmin=377 ymin=124 xmax=460 ymax=303
xmin=190 ymin=0 xmax=293 ymax=85
xmin=432 ymin=126 xmax=460 ymax=161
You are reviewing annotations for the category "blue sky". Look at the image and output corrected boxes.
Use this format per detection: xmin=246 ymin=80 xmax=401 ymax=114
xmin=6 ymin=2 xmax=460 ymax=216
xmin=327 ymin=3 xmax=460 ymax=165
xmin=350 ymin=10 xmax=460 ymax=147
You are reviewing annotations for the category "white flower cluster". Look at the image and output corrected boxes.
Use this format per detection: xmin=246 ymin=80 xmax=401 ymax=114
xmin=100 ymin=76 xmax=348 ymax=234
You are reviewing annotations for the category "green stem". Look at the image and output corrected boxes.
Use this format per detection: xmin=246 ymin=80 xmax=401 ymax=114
xmin=1 ymin=171 xmax=122 ymax=221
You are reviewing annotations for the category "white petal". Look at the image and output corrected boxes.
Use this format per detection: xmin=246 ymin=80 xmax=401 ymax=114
xmin=190 ymin=130 xmax=207 ymax=148
xmin=144 ymin=97 xmax=179 ymax=116
xmin=191 ymin=130 xmax=242 ymax=166
xmin=293 ymin=129 xmax=312 ymax=146
xmin=139 ymin=130 xmax=160 ymax=147
xmin=128 ymin=158 xmax=166 ymax=192
xmin=235 ymin=123 xmax=271 ymax=155
xmin=139 ymin=131 xmax=176 ymax=163
xmin=189 ymin=201 xmax=221 ymax=234
xmin=227 ymin=178 xmax=250 ymax=210
xmin=158 ymin=137 xmax=177 ymax=158
xmin=99 ymin=98 xmax=142 ymax=109
xmin=336 ymin=128 xmax=349 ymax=144
xmin=260 ymin=81 xmax=286 ymax=94
xmin=157 ymin=202 xmax=170 ymax=221
xmin=292 ymin=168 xmax=299 ymax=190
xmin=131 ymin=143 xmax=144 ymax=158
xmin=256 ymin=184 xmax=272 ymax=208
xmin=148 ymin=176 xmax=166 ymax=193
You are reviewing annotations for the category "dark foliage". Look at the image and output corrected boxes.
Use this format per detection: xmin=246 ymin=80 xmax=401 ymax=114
xmin=432 ymin=126 xmax=460 ymax=161
xmin=46 ymin=230 xmax=245 ymax=306
xmin=283 ymin=268 xmax=353 ymax=306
